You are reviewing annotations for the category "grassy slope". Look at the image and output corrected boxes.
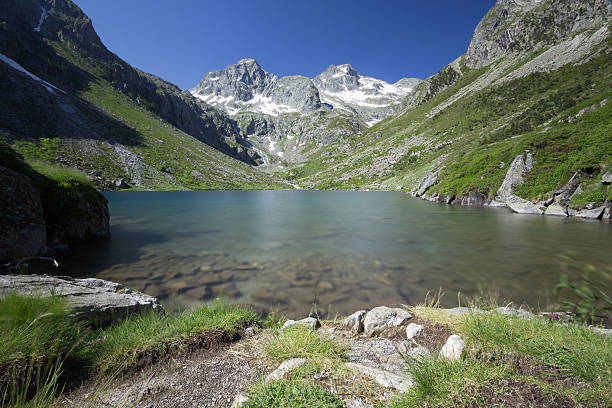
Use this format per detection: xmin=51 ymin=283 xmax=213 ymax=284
xmin=3 ymin=37 xmax=286 ymax=191
xmin=289 ymin=38 xmax=611 ymax=205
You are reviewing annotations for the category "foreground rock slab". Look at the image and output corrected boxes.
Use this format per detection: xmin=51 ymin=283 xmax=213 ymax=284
xmin=347 ymin=362 xmax=412 ymax=392
xmin=363 ymin=306 xmax=412 ymax=337
xmin=0 ymin=274 xmax=163 ymax=326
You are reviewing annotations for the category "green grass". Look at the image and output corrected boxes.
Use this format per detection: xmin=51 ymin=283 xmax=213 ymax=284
xmin=0 ymin=293 xmax=82 ymax=407
xmin=243 ymin=379 xmax=344 ymax=408
xmin=388 ymin=356 xmax=513 ymax=408
xmin=0 ymin=293 xmax=258 ymax=404
xmin=462 ymin=312 xmax=612 ymax=387
xmin=264 ymin=326 xmax=346 ymax=364
xmin=392 ymin=307 xmax=612 ymax=407
xmin=81 ymin=300 xmax=257 ymax=374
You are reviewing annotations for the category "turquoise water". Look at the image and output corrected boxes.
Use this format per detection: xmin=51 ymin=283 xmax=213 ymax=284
xmin=64 ymin=191 xmax=612 ymax=318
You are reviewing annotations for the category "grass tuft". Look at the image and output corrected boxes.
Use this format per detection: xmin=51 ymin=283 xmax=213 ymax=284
xmin=264 ymin=326 xmax=346 ymax=364
xmin=243 ymin=379 xmax=344 ymax=408
xmin=81 ymin=300 xmax=257 ymax=374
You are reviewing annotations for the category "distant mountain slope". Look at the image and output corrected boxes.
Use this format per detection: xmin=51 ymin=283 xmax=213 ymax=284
xmin=191 ymin=59 xmax=419 ymax=166
xmin=0 ymin=0 xmax=285 ymax=190
xmin=290 ymin=0 xmax=611 ymax=217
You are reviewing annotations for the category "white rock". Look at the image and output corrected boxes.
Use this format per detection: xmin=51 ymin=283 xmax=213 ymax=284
xmin=266 ymin=358 xmax=307 ymax=381
xmin=343 ymin=310 xmax=367 ymax=334
xmin=405 ymin=323 xmax=424 ymax=339
xmin=347 ymin=362 xmax=412 ymax=392
xmin=440 ymin=335 xmax=465 ymax=361
xmin=590 ymin=327 xmax=612 ymax=337
xmin=281 ymin=317 xmax=320 ymax=330
xmin=363 ymin=306 xmax=412 ymax=337
xmin=544 ymin=203 xmax=568 ymax=217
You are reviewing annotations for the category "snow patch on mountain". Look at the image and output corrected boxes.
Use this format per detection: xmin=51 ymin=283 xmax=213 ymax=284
xmin=0 ymin=53 xmax=65 ymax=95
xmin=34 ymin=7 xmax=46 ymax=32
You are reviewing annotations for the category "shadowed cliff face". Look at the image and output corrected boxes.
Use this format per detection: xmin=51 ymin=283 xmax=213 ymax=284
xmin=0 ymin=0 xmax=261 ymax=166
xmin=0 ymin=142 xmax=110 ymax=262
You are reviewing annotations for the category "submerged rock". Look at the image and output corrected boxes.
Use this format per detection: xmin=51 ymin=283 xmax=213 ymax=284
xmin=0 ymin=274 xmax=163 ymax=326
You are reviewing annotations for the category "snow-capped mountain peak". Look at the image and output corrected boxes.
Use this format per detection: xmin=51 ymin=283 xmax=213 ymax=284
xmin=190 ymin=59 xmax=420 ymax=125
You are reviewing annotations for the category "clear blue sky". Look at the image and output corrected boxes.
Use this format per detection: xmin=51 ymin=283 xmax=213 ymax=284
xmin=73 ymin=0 xmax=495 ymax=89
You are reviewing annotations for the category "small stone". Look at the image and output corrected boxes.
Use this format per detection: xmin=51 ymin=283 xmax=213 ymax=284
xmin=405 ymin=323 xmax=424 ymax=339
xmin=601 ymin=172 xmax=612 ymax=185
xmin=244 ymin=327 xmax=256 ymax=337
xmin=281 ymin=317 xmax=320 ymax=330
xmin=363 ymin=306 xmax=412 ymax=337
xmin=266 ymin=358 xmax=307 ymax=380
xmin=343 ymin=310 xmax=367 ymax=334
xmin=440 ymin=335 xmax=465 ymax=361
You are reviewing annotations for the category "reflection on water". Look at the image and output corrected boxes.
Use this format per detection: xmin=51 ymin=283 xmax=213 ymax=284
xmin=63 ymin=191 xmax=612 ymax=318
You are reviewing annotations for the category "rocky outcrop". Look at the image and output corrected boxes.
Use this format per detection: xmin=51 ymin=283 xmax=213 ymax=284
xmin=0 ymin=274 xmax=163 ymax=326
xmin=0 ymin=166 xmax=47 ymax=260
xmin=414 ymin=168 xmax=443 ymax=197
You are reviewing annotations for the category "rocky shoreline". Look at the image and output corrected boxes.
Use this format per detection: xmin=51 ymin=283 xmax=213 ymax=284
xmin=413 ymin=149 xmax=612 ymax=221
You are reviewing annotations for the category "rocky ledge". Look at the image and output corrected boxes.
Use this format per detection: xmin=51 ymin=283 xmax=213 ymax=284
xmin=413 ymin=148 xmax=612 ymax=221
xmin=0 ymin=274 xmax=163 ymax=326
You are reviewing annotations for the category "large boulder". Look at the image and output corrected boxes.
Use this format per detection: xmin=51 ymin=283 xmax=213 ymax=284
xmin=363 ymin=306 xmax=412 ymax=337
xmin=0 ymin=275 xmax=163 ymax=326
xmin=0 ymin=166 xmax=47 ymax=261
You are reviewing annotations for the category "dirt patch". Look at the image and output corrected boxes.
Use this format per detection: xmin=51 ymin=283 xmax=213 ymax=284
xmin=60 ymin=329 xmax=268 ymax=408
xmin=128 ymin=328 xmax=239 ymax=373
xmin=462 ymin=378 xmax=577 ymax=408
xmin=408 ymin=316 xmax=454 ymax=353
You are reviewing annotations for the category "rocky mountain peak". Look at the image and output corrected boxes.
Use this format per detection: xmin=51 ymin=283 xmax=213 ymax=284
xmin=466 ymin=0 xmax=611 ymax=68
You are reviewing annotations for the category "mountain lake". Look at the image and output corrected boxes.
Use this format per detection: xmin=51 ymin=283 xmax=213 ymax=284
xmin=64 ymin=191 xmax=612 ymax=318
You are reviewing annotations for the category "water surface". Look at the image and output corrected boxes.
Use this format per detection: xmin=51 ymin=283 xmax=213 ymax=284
xmin=65 ymin=191 xmax=612 ymax=317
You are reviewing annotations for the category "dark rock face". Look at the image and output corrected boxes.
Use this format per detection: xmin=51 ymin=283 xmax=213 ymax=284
xmin=0 ymin=166 xmax=47 ymax=261
xmin=0 ymin=274 xmax=163 ymax=326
